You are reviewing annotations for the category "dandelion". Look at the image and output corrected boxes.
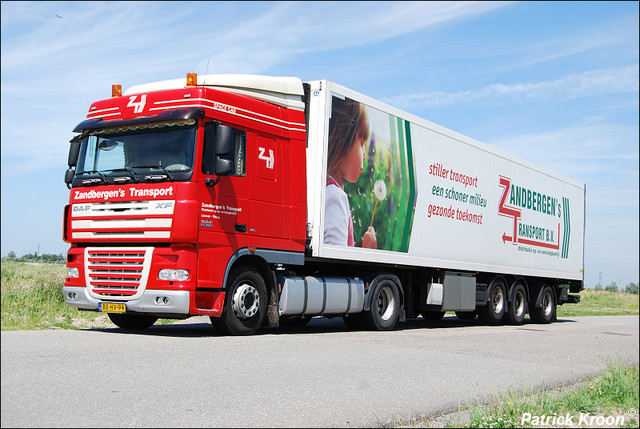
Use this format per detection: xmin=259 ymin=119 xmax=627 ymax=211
xmin=370 ymin=179 xmax=387 ymax=227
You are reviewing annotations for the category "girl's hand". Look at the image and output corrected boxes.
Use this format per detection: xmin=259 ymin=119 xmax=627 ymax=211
xmin=362 ymin=226 xmax=377 ymax=249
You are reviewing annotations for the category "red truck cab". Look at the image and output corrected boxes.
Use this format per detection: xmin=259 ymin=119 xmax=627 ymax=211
xmin=63 ymin=74 xmax=307 ymax=334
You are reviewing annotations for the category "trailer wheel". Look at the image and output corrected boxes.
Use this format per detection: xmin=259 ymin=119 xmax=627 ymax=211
xmin=478 ymin=279 xmax=506 ymax=325
xmin=211 ymin=265 xmax=267 ymax=335
xmin=455 ymin=311 xmax=477 ymax=321
xmin=107 ymin=313 xmax=157 ymax=330
xmin=530 ymin=285 xmax=555 ymax=324
xmin=362 ymin=280 xmax=400 ymax=330
xmin=506 ymin=284 xmax=527 ymax=325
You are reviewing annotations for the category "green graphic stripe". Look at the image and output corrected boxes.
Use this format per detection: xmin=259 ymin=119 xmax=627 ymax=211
xmin=401 ymin=119 xmax=416 ymax=252
xmin=385 ymin=116 xmax=399 ymax=245
xmin=562 ymin=197 xmax=571 ymax=259
xmin=393 ymin=116 xmax=409 ymax=251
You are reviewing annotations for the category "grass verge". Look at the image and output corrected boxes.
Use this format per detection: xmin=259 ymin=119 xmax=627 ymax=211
xmin=557 ymin=289 xmax=639 ymax=318
xmin=1 ymin=261 xmax=174 ymax=330
xmin=461 ymin=362 xmax=639 ymax=428
xmin=400 ymin=362 xmax=639 ymax=428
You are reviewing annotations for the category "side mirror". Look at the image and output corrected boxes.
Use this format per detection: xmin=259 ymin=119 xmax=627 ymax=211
xmin=214 ymin=125 xmax=234 ymax=175
xmin=65 ymin=168 xmax=75 ymax=187
xmin=202 ymin=123 xmax=234 ymax=176
xmin=68 ymin=140 xmax=81 ymax=167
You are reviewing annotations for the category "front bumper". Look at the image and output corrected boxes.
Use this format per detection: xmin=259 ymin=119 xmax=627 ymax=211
xmin=63 ymin=286 xmax=190 ymax=316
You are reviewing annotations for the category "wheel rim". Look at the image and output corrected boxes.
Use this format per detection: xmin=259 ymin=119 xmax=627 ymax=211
xmin=231 ymin=282 xmax=260 ymax=320
xmin=542 ymin=291 xmax=553 ymax=317
xmin=376 ymin=286 xmax=396 ymax=321
xmin=514 ymin=290 xmax=525 ymax=317
xmin=492 ymin=286 xmax=504 ymax=314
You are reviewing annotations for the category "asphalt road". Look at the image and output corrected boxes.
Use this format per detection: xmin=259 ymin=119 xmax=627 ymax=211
xmin=2 ymin=315 xmax=638 ymax=428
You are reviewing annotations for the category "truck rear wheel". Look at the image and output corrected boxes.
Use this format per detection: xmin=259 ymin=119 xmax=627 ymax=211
xmin=478 ymin=279 xmax=506 ymax=325
xmin=362 ymin=280 xmax=400 ymax=330
xmin=506 ymin=284 xmax=527 ymax=325
xmin=530 ymin=285 xmax=555 ymax=324
xmin=211 ymin=265 xmax=267 ymax=335
xmin=107 ymin=313 xmax=157 ymax=330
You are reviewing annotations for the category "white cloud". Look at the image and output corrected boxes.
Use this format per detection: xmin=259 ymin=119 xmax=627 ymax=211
xmin=488 ymin=122 xmax=639 ymax=208
xmin=384 ymin=64 xmax=640 ymax=109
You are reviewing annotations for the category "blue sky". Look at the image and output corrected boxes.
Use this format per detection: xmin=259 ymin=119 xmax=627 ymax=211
xmin=1 ymin=1 xmax=638 ymax=288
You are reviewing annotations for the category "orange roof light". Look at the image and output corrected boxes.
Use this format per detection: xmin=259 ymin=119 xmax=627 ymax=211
xmin=112 ymin=84 xmax=122 ymax=98
xmin=186 ymin=73 xmax=198 ymax=87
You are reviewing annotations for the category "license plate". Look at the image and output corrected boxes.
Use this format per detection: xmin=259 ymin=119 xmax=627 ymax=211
xmin=99 ymin=302 xmax=126 ymax=313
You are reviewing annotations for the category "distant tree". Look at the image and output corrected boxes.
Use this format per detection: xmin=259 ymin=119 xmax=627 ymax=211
xmin=605 ymin=281 xmax=619 ymax=293
xmin=625 ymin=282 xmax=639 ymax=295
xmin=5 ymin=251 xmax=17 ymax=261
xmin=19 ymin=253 xmax=36 ymax=262
xmin=594 ymin=282 xmax=603 ymax=291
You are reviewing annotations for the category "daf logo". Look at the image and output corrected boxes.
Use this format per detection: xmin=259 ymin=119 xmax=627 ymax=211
xmin=73 ymin=205 xmax=91 ymax=212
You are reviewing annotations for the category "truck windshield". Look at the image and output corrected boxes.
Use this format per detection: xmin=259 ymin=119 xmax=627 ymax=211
xmin=74 ymin=119 xmax=197 ymax=185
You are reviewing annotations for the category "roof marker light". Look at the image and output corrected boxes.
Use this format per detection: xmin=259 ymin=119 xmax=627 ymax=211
xmin=112 ymin=84 xmax=122 ymax=97
xmin=186 ymin=73 xmax=198 ymax=87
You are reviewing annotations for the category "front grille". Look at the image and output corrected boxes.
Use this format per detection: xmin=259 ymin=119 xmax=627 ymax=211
xmin=85 ymin=248 xmax=153 ymax=300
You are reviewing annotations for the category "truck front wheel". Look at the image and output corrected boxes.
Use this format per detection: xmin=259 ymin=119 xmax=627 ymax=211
xmin=362 ymin=280 xmax=400 ymax=330
xmin=107 ymin=313 xmax=157 ymax=330
xmin=479 ymin=279 xmax=506 ymax=325
xmin=211 ymin=265 xmax=268 ymax=335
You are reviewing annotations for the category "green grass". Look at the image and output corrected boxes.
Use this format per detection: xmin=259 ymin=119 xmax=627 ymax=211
xmin=557 ymin=289 xmax=639 ymax=318
xmin=1 ymin=261 xmax=83 ymax=330
xmin=458 ymin=362 xmax=639 ymax=428
xmin=397 ymin=362 xmax=639 ymax=428
xmin=1 ymin=261 xmax=173 ymax=330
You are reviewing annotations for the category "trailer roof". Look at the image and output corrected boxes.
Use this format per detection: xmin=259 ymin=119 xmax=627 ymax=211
xmin=124 ymin=74 xmax=305 ymax=110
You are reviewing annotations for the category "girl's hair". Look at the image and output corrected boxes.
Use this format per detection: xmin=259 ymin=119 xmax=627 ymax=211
xmin=327 ymin=97 xmax=370 ymax=177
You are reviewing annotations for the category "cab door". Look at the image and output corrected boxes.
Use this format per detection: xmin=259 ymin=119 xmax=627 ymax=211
xmin=198 ymin=124 xmax=249 ymax=243
xmin=248 ymin=135 xmax=284 ymax=240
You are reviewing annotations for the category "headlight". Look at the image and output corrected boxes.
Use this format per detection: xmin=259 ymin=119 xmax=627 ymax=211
xmin=158 ymin=269 xmax=189 ymax=281
xmin=67 ymin=267 xmax=79 ymax=278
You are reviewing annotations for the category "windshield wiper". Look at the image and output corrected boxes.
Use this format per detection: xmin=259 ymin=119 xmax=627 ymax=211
xmin=76 ymin=170 xmax=107 ymax=185
xmin=104 ymin=167 xmax=138 ymax=183
xmin=130 ymin=165 xmax=175 ymax=182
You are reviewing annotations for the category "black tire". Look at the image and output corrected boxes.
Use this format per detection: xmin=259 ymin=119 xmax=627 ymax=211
xmin=455 ymin=311 xmax=477 ymax=321
xmin=279 ymin=316 xmax=312 ymax=328
xmin=422 ymin=311 xmax=445 ymax=321
xmin=478 ymin=279 xmax=507 ymax=325
xmin=530 ymin=285 xmax=555 ymax=324
xmin=361 ymin=280 xmax=401 ymax=330
xmin=506 ymin=284 xmax=527 ymax=325
xmin=107 ymin=313 xmax=157 ymax=330
xmin=210 ymin=265 xmax=268 ymax=335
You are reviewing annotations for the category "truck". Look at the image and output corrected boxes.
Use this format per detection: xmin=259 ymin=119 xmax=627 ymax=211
xmin=63 ymin=73 xmax=585 ymax=335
